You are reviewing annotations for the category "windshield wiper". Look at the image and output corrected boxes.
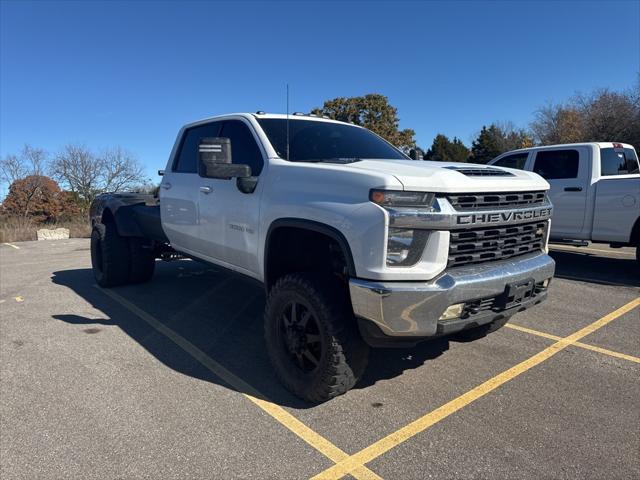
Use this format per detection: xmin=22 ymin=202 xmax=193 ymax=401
xmin=317 ymin=158 xmax=363 ymax=164
xmin=285 ymin=157 xmax=363 ymax=164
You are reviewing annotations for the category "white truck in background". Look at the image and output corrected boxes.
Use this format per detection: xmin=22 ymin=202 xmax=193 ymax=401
xmin=90 ymin=113 xmax=555 ymax=402
xmin=490 ymin=142 xmax=640 ymax=264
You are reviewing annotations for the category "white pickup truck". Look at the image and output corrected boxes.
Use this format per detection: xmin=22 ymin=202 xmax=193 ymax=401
xmin=490 ymin=142 xmax=640 ymax=263
xmin=90 ymin=113 xmax=555 ymax=402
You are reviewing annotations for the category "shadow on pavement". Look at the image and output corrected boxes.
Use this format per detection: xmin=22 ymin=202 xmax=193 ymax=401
xmin=51 ymin=261 xmax=450 ymax=408
xmin=550 ymin=250 xmax=639 ymax=287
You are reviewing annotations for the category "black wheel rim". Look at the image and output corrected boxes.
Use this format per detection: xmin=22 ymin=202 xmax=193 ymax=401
xmin=278 ymin=301 xmax=323 ymax=373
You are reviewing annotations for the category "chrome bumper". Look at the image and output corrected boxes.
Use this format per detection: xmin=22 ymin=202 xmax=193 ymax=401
xmin=349 ymin=252 xmax=555 ymax=339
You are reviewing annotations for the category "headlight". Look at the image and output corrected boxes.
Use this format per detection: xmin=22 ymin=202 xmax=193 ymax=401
xmin=387 ymin=228 xmax=430 ymax=267
xmin=370 ymin=189 xmax=436 ymax=209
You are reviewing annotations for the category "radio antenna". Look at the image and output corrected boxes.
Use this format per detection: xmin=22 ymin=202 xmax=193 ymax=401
xmin=286 ymin=83 xmax=290 ymax=161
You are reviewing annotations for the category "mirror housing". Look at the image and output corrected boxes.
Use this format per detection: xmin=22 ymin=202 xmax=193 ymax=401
xmin=408 ymin=148 xmax=424 ymax=160
xmin=198 ymin=137 xmax=251 ymax=179
xmin=236 ymin=176 xmax=258 ymax=194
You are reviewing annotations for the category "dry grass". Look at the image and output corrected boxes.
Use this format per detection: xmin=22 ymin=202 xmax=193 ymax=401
xmin=0 ymin=216 xmax=91 ymax=243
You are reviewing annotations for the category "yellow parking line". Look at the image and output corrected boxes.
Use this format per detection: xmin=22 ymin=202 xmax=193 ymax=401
xmin=96 ymin=286 xmax=382 ymax=480
xmin=550 ymin=245 xmax=635 ymax=257
xmin=505 ymin=323 xmax=640 ymax=364
xmin=311 ymin=297 xmax=640 ymax=480
xmin=3 ymin=242 xmax=20 ymax=250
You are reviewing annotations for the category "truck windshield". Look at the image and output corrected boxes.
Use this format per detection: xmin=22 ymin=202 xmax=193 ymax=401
xmin=256 ymin=118 xmax=407 ymax=162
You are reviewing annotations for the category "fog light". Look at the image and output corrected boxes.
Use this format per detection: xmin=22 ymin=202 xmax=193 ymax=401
xmin=386 ymin=228 xmax=430 ymax=267
xmin=542 ymin=278 xmax=551 ymax=288
xmin=439 ymin=303 xmax=465 ymax=321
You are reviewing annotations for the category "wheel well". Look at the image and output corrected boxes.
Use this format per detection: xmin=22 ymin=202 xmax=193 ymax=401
xmin=100 ymin=208 xmax=115 ymax=226
xmin=265 ymin=223 xmax=355 ymax=290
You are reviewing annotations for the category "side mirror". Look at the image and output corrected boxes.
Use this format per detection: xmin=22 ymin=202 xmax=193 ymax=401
xmin=409 ymin=148 xmax=424 ymax=160
xmin=198 ymin=137 xmax=251 ymax=179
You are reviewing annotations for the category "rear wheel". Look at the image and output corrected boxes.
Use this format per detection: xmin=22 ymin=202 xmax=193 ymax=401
xmin=264 ymin=273 xmax=369 ymax=403
xmin=636 ymin=245 xmax=639 ymax=267
xmin=91 ymin=222 xmax=130 ymax=287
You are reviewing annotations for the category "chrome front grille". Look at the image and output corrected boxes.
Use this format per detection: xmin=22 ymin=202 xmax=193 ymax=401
xmin=445 ymin=191 xmax=546 ymax=210
xmin=448 ymin=220 xmax=547 ymax=267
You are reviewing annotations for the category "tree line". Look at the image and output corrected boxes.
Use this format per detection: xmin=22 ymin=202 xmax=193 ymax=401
xmin=2 ymin=81 xmax=638 ymax=223
xmin=312 ymin=82 xmax=640 ymax=163
xmin=0 ymin=144 xmax=150 ymax=222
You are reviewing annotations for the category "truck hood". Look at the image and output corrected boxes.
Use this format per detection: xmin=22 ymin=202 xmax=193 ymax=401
xmin=346 ymin=159 xmax=549 ymax=192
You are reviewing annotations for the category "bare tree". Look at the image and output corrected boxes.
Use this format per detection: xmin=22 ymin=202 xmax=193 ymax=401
xmin=0 ymin=144 xmax=47 ymax=185
xmin=577 ymin=89 xmax=639 ymax=145
xmin=50 ymin=144 xmax=102 ymax=208
xmin=100 ymin=146 xmax=147 ymax=193
xmin=531 ymin=85 xmax=640 ymax=148
xmin=51 ymin=144 xmax=148 ymax=210
xmin=531 ymin=104 xmax=585 ymax=145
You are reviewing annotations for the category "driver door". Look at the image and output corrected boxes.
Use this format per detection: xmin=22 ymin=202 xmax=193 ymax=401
xmin=197 ymin=119 xmax=265 ymax=277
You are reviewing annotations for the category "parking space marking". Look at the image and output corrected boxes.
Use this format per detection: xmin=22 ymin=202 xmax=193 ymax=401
xmin=554 ymin=275 xmax=631 ymax=287
xmin=2 ymin=242 xmax=20 ymax=249
xmin=312 ymin=297 xmax=640 ymax=480
xmin=96 ymin=286 xmax=383 ymax=480
xmin=549 ymin=245 xmax=635 ymax=257
xmin=505 ymin=323 xmax=640 ymax=364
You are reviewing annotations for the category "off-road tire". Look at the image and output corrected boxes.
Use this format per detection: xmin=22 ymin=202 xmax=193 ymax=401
xmin=91 ymin=222 xmax=130 ymax=287
xmin=453 ymin=315 xmax=511 ymax=341
xmin=264 ymin=273 xmax=369 ymax=403
xmin=129 ymin=237 xmax=155 ymax=284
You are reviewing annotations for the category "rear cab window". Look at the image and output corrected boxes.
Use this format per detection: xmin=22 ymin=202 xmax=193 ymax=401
xmin=493 ymin=152 xmax=529 ymax=170
xmin=533 ymin=149 xmax=579 ymax=179
xmin=600 ymin=147 xmax=640 ymax=176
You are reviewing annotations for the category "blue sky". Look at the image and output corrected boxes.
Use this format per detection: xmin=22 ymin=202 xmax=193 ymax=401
xmin=1 ymin=0 xmax=638 ymax=193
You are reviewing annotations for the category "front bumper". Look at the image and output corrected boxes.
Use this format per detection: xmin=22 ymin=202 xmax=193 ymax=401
xmin=349 ymin=251 xmax=555 ymax=345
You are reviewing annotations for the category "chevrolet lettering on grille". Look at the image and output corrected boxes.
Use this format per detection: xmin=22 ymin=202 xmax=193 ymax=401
xmin=456 ymin=207 xmax=553 ymax=226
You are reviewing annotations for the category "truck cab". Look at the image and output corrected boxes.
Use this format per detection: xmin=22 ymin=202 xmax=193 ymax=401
xmin=490 ymin=142 xmax=640 ymax=261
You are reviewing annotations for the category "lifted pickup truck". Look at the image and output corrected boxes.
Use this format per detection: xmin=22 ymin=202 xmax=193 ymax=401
xmin=90 ymin=113 xmax=555 ymax=402
xmin=490 ymin=142 xmax=640 ymax=264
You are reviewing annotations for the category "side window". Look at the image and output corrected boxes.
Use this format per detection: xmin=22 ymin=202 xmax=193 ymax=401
xmin=173 ymin=122 xmax=222 ymax=173
xmin=600 ymin=148 xmax=640 ymax=176
xmin=220 ymin=120 xmax=264 ymax=175
xmin=533 ymin=149 xmax=579 ymax=180
xmin=494 ymin=152 xmax=528 ymax=170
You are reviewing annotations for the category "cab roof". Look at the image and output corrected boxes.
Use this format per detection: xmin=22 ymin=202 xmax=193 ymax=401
xmin=182 ymin=112 xmax=361 ymax=130
xmin=501 ymin=142 xmax=636 ymax=154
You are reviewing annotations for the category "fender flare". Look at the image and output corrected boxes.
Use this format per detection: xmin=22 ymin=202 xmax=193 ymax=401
xmin=264 ymin=218 xmax=357 ymax=286
xmin=91 ymin=194 xmax=148 ymax=237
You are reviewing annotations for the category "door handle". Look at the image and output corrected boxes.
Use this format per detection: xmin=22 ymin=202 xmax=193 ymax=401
xmin=564 ymin=187 xmax=582 ymax=192
xmin=199 ymin=186 xmax=212 ymax=194
xmin=161 ymin=182 xmax=172 ymax=190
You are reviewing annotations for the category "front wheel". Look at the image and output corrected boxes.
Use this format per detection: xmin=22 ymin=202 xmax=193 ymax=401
xmin=264 ymin=273 xmax=369 ymax=403
xmin=636 ymin=245 xmax=639 ymax=267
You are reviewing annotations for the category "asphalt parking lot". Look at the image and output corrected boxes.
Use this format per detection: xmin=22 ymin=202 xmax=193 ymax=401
xmin=1 ymin=239 xmax=638 ymax=479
